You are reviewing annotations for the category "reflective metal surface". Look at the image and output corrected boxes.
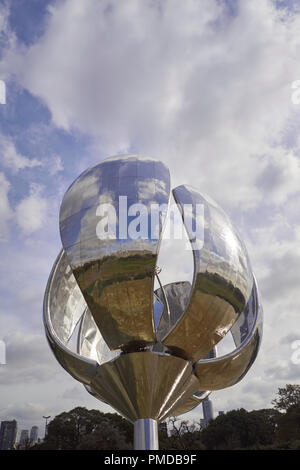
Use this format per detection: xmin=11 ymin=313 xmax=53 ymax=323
xmin=78 ymin=307 xmax=119 ymax=364
xmin=59 ymin=155 xmax=170 ymax=352
xmin=170 ymin=390 xmax=211 ymax=417
xmin=89 ymin=351 xmax=200 ymax=423
xmin=156 ymin=281 xmax=191 ymax=341
xmin=44 ymin=154 xmax=263 ymax=450
xmin=134 ymin=419 xmax=158 ymax=450
xmin=43 ymin=250 xmax=98 ymax=385
xmin=162 ymin=185 xmax=253 ymax=361
xmin=195 ymin=277 xmax=263 ymax=389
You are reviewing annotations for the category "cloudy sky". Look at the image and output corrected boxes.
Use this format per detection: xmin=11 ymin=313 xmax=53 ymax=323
xmin=1 ymin=0 xmax=300 ymax=440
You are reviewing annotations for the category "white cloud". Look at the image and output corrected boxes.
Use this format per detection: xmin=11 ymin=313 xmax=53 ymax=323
xmin=0 ymin=402 xmax=47 ymax=423
xmin=48 ymin=154 xmax=63 ymax=175
xmin=3 ymin=0 xmax=300 ymax=208
xmin=61 ymin=385 xmax=87 ymax=400
xmin=0 ymin=134 xmax=42 ymax=172
xmin=0 ymin=331 xmax=59 ymax=385
xmin=0 ymin=1 xmax=16 ymax=56
xmin=1 ymin=0 xmax=300 ymax=418
xmin=256 ymin=148 xmax=300 ymax=205
xmin=15 ymin=183 xmax=48 ymax=235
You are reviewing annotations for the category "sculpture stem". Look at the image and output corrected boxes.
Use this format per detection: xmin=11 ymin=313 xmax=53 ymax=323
xmin=134 ymin=418 xmax=159 ymax=450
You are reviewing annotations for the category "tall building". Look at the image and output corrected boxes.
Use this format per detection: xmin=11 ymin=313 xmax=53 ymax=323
xmin=30 ymin=426 xmax=39 ymax=444
xmin=0 ymin=420 xmax=18 ymax=450
xmin=200 ymin=418 xmax=206 ymax=429
xmin=19 ymin=429 xmax=29 ymax=444
xmin=202 ymin=397 xmax=214 ymax=428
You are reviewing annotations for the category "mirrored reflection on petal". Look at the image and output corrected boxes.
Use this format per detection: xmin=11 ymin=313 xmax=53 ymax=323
xmin=46 ymin=250 xmax=86 ymax=345
xmin=153 ymin=293 xmax=164 ymax=329
xmin=162 ymin=185 xmax=254 ymax=361
xmin=78 ymin=308 xmax=120 ymax=364
xmin=195 ymin=278 xmax=263 ymax=390
xmin=43 ymin=250 xmax=98 ymax=385
xmin=230 ymin=276 xmax=258 ymax=347
xmin=155 ymin=281 xmax=191 ymax=340
xmin=59 ymin=155 xmax=171 ymax=351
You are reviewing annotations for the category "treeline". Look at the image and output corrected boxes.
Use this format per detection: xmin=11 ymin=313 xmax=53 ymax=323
xmin=29 ymin=384 xmax=300 ymax=450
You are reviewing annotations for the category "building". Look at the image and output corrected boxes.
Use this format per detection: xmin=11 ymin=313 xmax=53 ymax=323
xmin=200 ymin=418 xmax=206 ymax=429
xmin=218 ymin=411 xmax=224 ymax=416
xmin=201 ymin=397 xmax=214 ymax=428
xmin=0 ymin=420 xmax=18 ymax=450
xmin=30 ymin=426 xmax=39 ymax=445
xmin=19 ymin=430 xmax=29 ymax=445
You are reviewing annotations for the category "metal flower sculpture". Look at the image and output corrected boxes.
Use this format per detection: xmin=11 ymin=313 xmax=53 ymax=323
xmin=43 ymin=155 xmax=263 ymax=449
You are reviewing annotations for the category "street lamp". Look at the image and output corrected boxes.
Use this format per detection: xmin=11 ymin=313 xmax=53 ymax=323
xmin=43 ymin=415 xmax=51 ymax=438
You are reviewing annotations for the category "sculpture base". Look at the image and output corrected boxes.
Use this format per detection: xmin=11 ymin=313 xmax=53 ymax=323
xmin=134 ymin=419 xmax=159 ymax=450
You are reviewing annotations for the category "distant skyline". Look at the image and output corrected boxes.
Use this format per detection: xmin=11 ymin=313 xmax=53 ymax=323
xmin=1 ymin=0 xmax=300 ymax=435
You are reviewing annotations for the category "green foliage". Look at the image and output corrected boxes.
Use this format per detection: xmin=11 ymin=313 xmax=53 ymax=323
xmin=275 ymin=403 xmax=300 ymax=444
xmin=200 ymin=408 xmax=280 ymax=450
xmin=34 ymin=407 xmax=133 ymax=450
xmin=160 ymin=418 xmax=205 ymax=450
xmin=272 ymin=384 xmax=300 ymax=412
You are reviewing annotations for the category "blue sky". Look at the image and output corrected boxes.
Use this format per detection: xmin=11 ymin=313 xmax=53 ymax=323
xmin=1 ymin=0 xmax=300 ymax=440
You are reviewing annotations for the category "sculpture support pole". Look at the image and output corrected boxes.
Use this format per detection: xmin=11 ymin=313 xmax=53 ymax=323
xmin=134 ymin=419 xmax=159 ymax=450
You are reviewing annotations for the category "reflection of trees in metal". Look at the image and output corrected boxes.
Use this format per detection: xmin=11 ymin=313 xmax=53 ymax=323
xmin=43 ymin=154 xmax=263 ymax=449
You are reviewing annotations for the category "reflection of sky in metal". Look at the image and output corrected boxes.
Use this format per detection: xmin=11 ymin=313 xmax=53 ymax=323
xmin=153 ymin=293 xmax=164 ymax=328
xmin=161 ymin=184 xmax=255 ymax=362
xmin=59 ymin=155 xmax=171 ymax=352
xmin=155 ymin=281 xmax=191 ymax=341
xmin=60 ymin=155 xmax=171 ymax=268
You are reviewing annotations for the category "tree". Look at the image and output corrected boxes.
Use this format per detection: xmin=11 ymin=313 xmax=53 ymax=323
xmin=247 ymin=409 xmax=281 ymax=446
xmin=76 ymin=421 xmax=131 ymax=450
xmin=275 ymin=403 xmax=300 ymax=444
xmin=272 ymin=384 xmax=300 ymax=412
xmin=200 ymin=408 xmax=279 ymax=450
xmin=163 ymin=417 xmax=204 ymax=450
xmin=34 ymin=407 xmax=133 ymax=450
